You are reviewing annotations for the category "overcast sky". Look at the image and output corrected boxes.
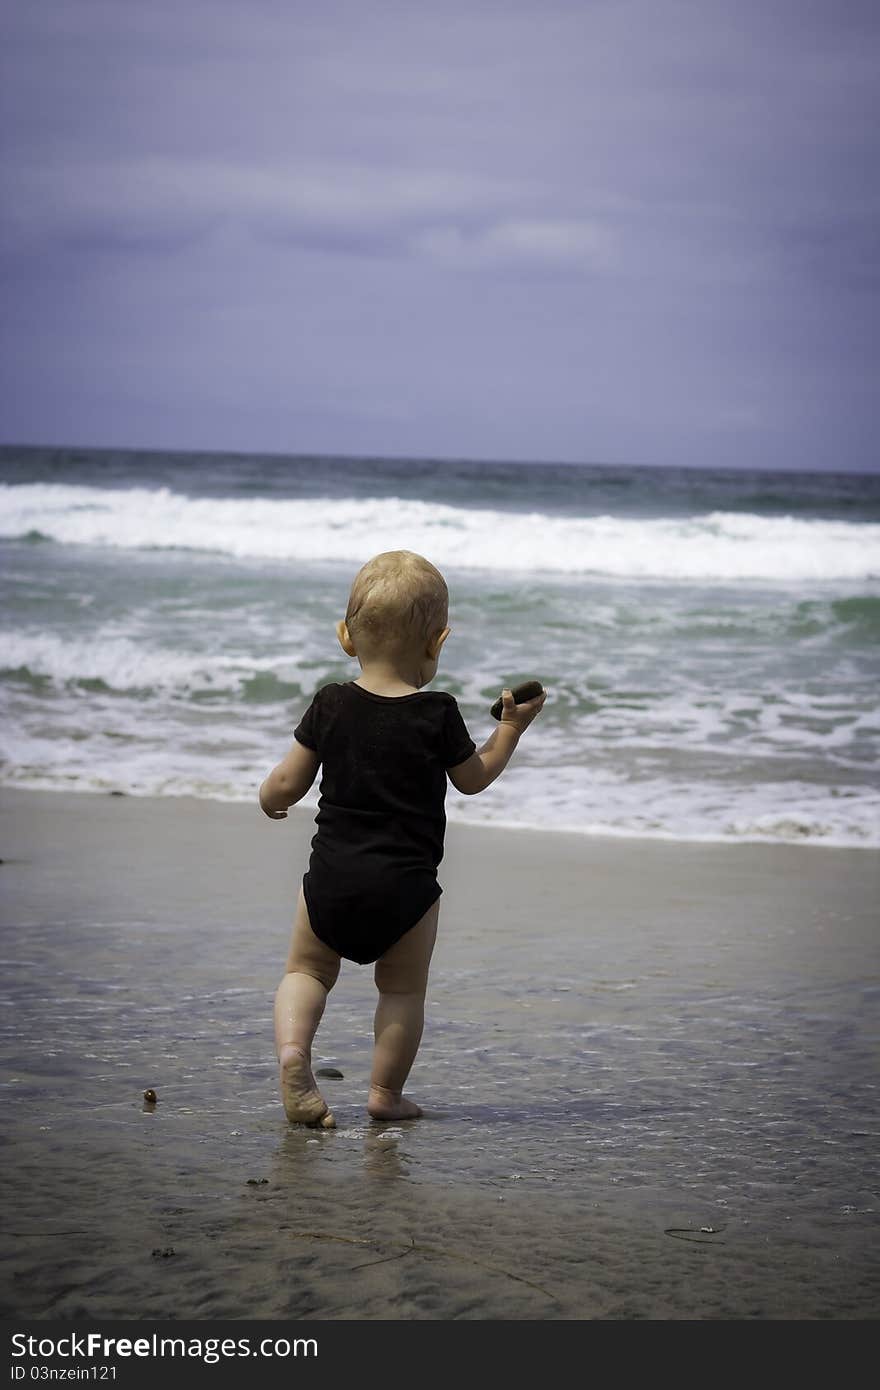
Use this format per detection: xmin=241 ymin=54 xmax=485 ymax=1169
xmin=1 ymin=0 xmax=877 ymax=470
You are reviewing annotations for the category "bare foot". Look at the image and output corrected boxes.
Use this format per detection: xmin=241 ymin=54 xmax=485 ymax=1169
xmin=367 ymin=1085 xmax=422 ymax=1120
xmin=279 ymin=1044 xmax=335 ymax=1128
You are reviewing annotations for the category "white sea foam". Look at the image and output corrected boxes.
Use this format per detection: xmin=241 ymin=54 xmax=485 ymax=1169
xmin=2 ymin=741 xmax=876 ymax=848
xmin=2 ymin=658 xmax=877 ymax=846
xmin=0 ymin=629 xmax=205 ymax=690
xmin=444 ymin=762 xmax=880 ymax=849
xmin=0 ymin=628 xmax=319 ymax=696
xmin=2 ymin=482 xmax=878 ymax=582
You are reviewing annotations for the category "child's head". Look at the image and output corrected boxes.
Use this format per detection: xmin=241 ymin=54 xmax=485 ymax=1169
xmin=337 ymin=550 xmax=449 ymax=671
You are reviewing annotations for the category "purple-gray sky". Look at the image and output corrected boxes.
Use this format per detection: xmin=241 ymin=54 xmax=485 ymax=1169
xmin=1 ymin=0 xmax=878 ymax=469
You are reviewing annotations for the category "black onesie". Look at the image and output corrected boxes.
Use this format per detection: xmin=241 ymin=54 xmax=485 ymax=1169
xmin=293 ymin=681 xmax=476 ymax=964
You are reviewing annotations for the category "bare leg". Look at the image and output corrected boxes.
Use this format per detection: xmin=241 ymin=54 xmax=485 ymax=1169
xmin=274 ymin=889 xmax=341 ymax=1127
xmin=369 ymin=900 xmax=439 ymax=1120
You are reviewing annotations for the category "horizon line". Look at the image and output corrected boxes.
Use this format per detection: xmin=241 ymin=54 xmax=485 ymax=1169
xmin=2 ymin=439 xmax=878 ymax=480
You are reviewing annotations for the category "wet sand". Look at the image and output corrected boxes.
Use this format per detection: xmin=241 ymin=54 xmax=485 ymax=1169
xmin=1 ymin=787 xmax=878 ymax=1320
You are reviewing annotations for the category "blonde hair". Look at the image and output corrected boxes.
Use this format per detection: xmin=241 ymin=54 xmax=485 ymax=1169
xmin=345 ymin=551 xmax=448 ymax=653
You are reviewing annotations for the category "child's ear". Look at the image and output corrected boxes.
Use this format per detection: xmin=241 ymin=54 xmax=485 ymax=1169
xmin=336 ymin=619 xmax=357 ymax=657
xmin=428 ymin=626 xmax=451 ymax=658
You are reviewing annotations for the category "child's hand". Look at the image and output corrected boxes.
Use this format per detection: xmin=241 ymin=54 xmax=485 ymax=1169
xmin=449 ymin=687 xmax=547 ymax=795
xmin=498 ymin=686 xmax=547 ymax=734
xmin=259 ymin=744 xmax=319 ymax=820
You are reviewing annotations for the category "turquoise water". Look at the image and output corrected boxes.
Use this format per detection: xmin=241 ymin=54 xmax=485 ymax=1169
xmin=1 ymin=445 xmax=878 ymax=845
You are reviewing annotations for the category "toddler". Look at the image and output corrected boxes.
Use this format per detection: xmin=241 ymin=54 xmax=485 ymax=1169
xmin=260 ymin=550 xmax=545 ymax=1126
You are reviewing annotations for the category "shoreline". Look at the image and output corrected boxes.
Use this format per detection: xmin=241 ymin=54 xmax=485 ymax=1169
xmin=2 ymin=778 xmax=876 ymax=854
xmin=1 ymin=785 xmax=878 ymax=1320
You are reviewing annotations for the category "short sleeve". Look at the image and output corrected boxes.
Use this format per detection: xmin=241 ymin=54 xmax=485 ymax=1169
xmin=441 ymin=697 xmax=476 ymax=768
xmin=293 ymin=692 xmax=320 ymax=752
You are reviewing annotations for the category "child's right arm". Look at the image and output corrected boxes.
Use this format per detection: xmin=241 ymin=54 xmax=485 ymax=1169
xmin=259 ymin=741 xmax=320 ymax=819
xmin=447 ymin=687 xmax=546 ymax=796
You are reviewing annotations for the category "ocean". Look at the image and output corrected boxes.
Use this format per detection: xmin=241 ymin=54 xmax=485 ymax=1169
xmin=1 ymin=445 xmax=878 ymax=848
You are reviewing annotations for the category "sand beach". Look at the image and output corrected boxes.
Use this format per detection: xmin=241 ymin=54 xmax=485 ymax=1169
xmin=0 ymin=786 xmax=877 ymax=1321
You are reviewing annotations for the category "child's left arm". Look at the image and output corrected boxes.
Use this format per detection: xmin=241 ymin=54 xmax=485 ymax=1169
xmin=259 ymin=741 xmax=320 ymax=819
